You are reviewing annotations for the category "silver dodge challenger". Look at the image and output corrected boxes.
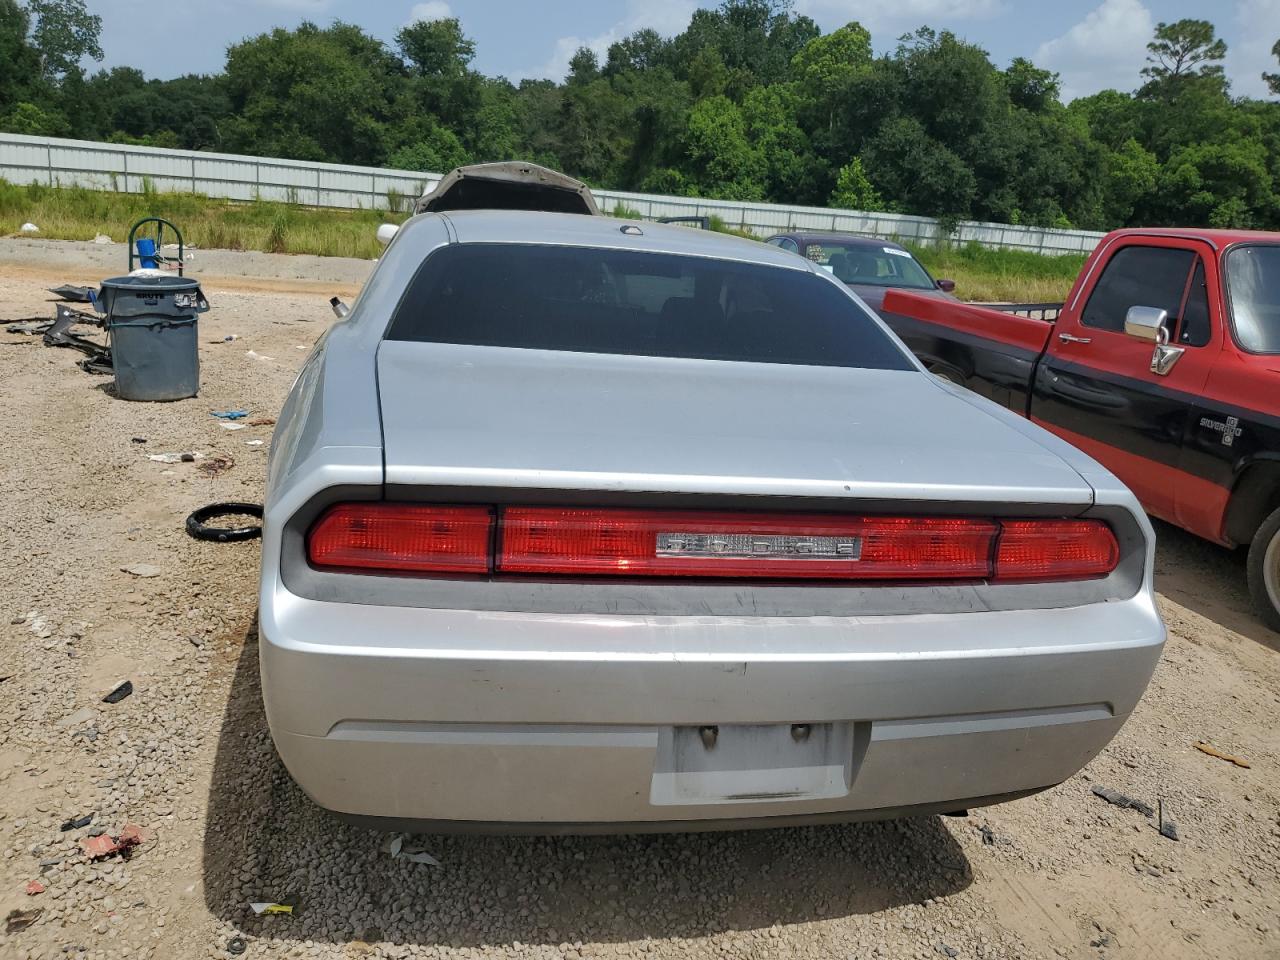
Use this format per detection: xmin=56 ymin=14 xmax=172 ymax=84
xmin=259 ymin=208 xmax=1165 ymax=833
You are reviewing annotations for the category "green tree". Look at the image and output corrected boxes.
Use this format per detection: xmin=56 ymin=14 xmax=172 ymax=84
xmin=1 ymin=99 xmax=69 ymax=135
xmin=222 ymin=22 xmax=402 ymax=165
xmin=861 ymin=116 xmax=976 ymax=221
xmin=681 ymin=95 xmax=766 ymax=200
xmin=1264 ymin=39 xmax=1279 ymax=96
xmin=396 ymin=16 xmax=474 ymax=80
xmin=387 ymin=120 xmax=469 ymax=173
xmin=0 ymin=1 xmax=41 ymax=114
xmin=829 ymin=157 xmax=882 ymax=210
xmin=1102 ymin=138 xmax=1159 ymax=224
xmin=1004 ymin=57 xmax=1060 ymax=112
xmin=791 ymin=22 xmax=872 ymax=131
xmin=1140 ymin=19 xmax=1227 ymax=96
xmin=25 ymin=0 xmax=101 ymax=81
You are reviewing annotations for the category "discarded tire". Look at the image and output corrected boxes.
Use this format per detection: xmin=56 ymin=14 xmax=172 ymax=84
xmin=186 ymin=502 xmax=264 ymax=543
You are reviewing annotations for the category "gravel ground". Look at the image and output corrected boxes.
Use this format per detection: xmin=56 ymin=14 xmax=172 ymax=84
xmin=1 ymin=242 xmax=1278 ymax=960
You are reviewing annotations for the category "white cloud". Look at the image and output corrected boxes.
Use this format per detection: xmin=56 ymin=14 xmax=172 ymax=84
xmin=406 ymin=1 xmax=452 ymax=25
xmin=1227 ymin=0 xmax=1280 ymax=98
xmin=532 ymin=0 xmax=698 ymax=81
xmin=253 ymin=0 xmax=331 ymax=10
xmin=797 ymin=0 xmax=1004 ymax=34
xmin=532 ymin=0 xmax=1006 ymax=81
xmin=1034 ymin=0 xmax=1155 ymax=102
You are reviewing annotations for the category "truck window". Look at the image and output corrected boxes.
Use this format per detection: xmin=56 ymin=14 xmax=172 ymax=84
xmin=1177 ymin=260 xmax=1211 ymax=347
xmin=1226 ymin=244 xmax=1280 ymax=354
xmin=1082 ymin=246 xmax=1195 ymax=334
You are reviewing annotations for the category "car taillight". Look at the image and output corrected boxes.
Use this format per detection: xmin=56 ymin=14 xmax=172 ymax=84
xmin=497 ymin=508 xmax=998 ymax=580
xmin=307 ymin=503 xmax=492 ymax=573
xmin=993 ymin=519 xmax=1119 ymax=582
xmin=305 ymin=504 xmax=1120 ymax=584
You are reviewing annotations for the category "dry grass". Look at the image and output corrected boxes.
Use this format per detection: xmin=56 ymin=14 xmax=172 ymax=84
xmin=908 ymin=241 xmax=1085 ymax=303
xmin=0 ymin=180 xmax=404 ymax=260
xmin=3 ymin=181 xmax=1086 ymax=301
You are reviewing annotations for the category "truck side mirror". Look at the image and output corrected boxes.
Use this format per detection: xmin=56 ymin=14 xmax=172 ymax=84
xmin=1124 ymin=306 xmax=1168 ymax=342
xmin=936 ymin=279 xmax=956 ymax=293
xmin=376 ymin=223 xmax=399 ymax=247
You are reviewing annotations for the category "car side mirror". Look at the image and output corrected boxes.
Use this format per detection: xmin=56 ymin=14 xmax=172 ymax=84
xmin=376 ymin=223 xmax=399 ymax=247
xmin=1124 ymin=306 xmax=1168 ymax=342
xmin=936 ymin=279 xmax=956 ymax=293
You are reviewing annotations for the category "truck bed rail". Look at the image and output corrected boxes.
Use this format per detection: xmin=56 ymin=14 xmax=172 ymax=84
xmin=987 ymin=302 xmax=1064 ymax=322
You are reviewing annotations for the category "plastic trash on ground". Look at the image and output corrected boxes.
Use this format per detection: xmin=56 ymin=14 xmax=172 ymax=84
xmin=249 ymin=902 xmax=294 ymax=915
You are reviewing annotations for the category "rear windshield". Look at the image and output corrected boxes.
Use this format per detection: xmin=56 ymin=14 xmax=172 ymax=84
xmin=385 ymin=243 xmax=913 ymax=370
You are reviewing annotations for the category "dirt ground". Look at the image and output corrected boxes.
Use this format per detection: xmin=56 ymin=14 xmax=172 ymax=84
xmin=0 ymin=241 xmax=1278 ymax=960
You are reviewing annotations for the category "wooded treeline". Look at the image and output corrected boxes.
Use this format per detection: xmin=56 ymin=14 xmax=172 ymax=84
xmin=3 ymin=0 xmax=1279 ymax=230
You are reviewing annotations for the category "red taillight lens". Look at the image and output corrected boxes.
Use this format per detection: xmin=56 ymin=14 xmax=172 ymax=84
xmin=307 ymin=504 xmax=492 ymax=574
xmin=497 ymin=508 xmax=998 ymax=580
xmin=994 ymin=519 xmax=1119 ymax=582
xmin=305 ymin=504 xmax=1120 ymax=584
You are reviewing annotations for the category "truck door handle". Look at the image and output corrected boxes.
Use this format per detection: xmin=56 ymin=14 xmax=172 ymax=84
xmin=1058 ymin=333 xmax=1092 ymax=344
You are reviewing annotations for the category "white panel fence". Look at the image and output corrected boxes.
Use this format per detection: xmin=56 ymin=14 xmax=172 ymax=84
xmin=0 ymin=132 xmax=1105 ymax=256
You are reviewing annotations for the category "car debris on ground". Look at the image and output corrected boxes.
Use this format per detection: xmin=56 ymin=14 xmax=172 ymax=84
xmin=1090 ymin=784 xmax=1155 ymax=817
xmin=101 ymin=679 xmax=133 ymax=703
xmin=79 ymin=823 xmax=146 ymax=861
xmin=60 ymin=812 xmax=94 ymax=831
xmin=383 ymin=835 xmax=441 ymax=866
xmin=6 ymin=907 xmax=42 ymax=932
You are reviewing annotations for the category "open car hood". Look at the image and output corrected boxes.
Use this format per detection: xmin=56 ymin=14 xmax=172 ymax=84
xmin=414 ymin=162 xmax=600 ymax=216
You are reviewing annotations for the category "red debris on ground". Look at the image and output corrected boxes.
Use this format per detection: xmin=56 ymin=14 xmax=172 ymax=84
xmin=80 ymin=823 xmax=148 ymax=861
xmin=80 ymin=834 xmax=119 ymax=859
xmin=25 ymin=880 xmax=45 ymax=895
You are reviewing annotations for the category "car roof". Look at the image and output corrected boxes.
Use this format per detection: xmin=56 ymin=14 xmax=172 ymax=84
xmin=402 ymin=209 xmax=813 ymax=269
xmin=772 ymin=231 xmax=909 ymax=250
xmin=1108 ymin=227 xmax=1280 ymax=247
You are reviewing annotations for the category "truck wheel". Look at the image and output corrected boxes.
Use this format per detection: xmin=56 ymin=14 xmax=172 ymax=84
xmin=1247 ymin=505 xmax=1280 ymax=632
xmin=930 ymin=365 xmax=964 ymax=386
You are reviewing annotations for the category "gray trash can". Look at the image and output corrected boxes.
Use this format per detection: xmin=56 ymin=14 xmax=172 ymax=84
xmin=98 ymin=275 xmax=209 ymax=401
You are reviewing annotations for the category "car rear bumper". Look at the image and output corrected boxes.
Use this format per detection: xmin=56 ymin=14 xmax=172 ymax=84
xmin=259 ymin=589 xmax=1164 ymax=830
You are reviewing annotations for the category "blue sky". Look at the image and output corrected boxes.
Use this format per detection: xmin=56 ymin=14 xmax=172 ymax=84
xmin=91 ymin=0 xmax=1280 ymax=100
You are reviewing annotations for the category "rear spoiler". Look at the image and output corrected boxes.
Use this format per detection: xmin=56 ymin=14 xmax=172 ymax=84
xmin=881 ymin=290 xmax=1055 ymax=357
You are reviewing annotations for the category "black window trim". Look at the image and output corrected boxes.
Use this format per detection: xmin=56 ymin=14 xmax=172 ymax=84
xmin=1222 ymin=241 xmax=1280 ymax=357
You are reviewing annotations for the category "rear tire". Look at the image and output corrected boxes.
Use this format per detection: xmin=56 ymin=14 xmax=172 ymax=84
xmin=929 ymin=365 xmax=964 ymax=386
xmin=1247 ymin=505 xmax=1280 ymax=633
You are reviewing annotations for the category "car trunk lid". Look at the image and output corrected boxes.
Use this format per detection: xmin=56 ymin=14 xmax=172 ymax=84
xmin=376 ymin=341 xmax=1093 ymax=506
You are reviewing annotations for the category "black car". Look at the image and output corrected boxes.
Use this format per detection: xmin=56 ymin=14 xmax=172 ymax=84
xmin=764 ymin=232 xmax=956 ymax=313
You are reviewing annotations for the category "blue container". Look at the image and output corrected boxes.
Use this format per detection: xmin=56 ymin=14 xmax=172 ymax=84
xmin=134 ymin=237 xmax=159 ymax=269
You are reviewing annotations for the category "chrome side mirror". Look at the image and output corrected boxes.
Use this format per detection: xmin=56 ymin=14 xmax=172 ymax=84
xmin=1125 ymin=305 xmax=1185 ymax=375
xmin=376 ymin=223 xmax=400 ymax=247
xmin=1124 ymin=305 xmax=1167 ymax=342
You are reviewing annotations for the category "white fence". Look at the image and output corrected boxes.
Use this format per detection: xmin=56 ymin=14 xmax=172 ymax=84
xmin=0 ymin=132 xmax=1105 ymax=256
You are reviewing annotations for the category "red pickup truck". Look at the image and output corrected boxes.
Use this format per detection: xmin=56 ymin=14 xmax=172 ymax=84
xmin=883 ymin=228 xmax=1280 ymax=628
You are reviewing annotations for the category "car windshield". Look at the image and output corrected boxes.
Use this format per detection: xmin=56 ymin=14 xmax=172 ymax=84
xmin=803 ymin=242 xmax=936 ymax=289
xmin=386 ymin=243 xmax=913 ymax=371
xmin=1226 ymin=244 xmax=1280 ymax=354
